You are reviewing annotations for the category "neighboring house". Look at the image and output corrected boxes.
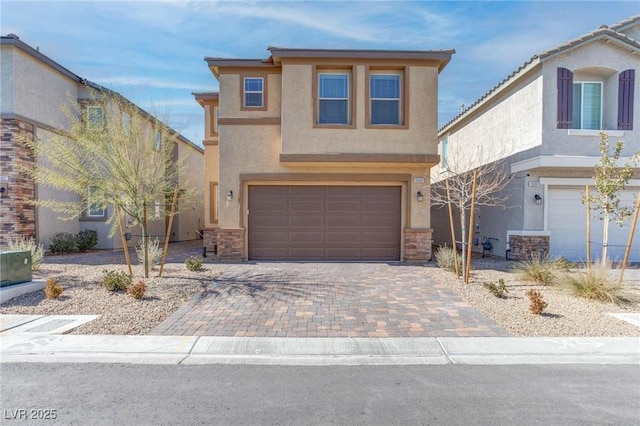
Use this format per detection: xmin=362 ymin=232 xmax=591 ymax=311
xmin=195 ymin=47 xmax=454 ymax=261
xmin=432 ymin=15 xmax=640 ymax=262
xmin=0 ymin=34 xmax=204 ymax=250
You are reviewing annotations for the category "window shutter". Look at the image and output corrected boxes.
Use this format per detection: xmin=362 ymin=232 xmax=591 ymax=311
xmin=617 ymin=69 xmax=635 ymax=130
xmin=557 ymin=67 xmax=573 ymax=129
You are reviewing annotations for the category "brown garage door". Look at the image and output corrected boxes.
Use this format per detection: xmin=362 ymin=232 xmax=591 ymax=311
xmin=249 ymin=185 xmax=401 ymax=261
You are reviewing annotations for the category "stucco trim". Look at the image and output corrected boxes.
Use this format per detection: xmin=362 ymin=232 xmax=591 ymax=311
xmin=0 ymin=113 xmax=59 ymax=134
xmin=511 ymin=155 xmax=639 ymax=173
xmin=539 ymin=177 xmax=640 ymax=186
xmin=203 ymin=140 xmax=219 ymax=146
xmin=279 ymin=153 xmax=440 ymax=165
xmin=217 ymin=117 xmax=281 ymax=125
xmin=404 ymin=228 xmax=433 ymax=233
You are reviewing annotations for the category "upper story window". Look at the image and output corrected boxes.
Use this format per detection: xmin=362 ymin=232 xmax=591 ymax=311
xmin=439 ymin=136 xmax=449 ymax=170
xmin=122 ymin=112 xmax=131 ymax=135
xmin=370 ymin=74 xmax=401 ymax=125
xmin=243 ymin=77 xmax=264 ymax=108
xmin=87 ymin=185 xmax=105 ymax=217
xmin=153 ymin=131 xmax=161 ymax=151
xmin=557 ymin=67 xmax=634 ymax=131
xmin=86 ymin=106 xmax=104 ymax=130
xmin=572 ymin=82 xmax=602 ymax=130
xmin=318 ymin=73 xmax=350 ymax=125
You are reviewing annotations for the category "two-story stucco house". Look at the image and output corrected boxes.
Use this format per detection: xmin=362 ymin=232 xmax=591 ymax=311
xmin=432 ymin=15 xmax=639 ymax=263
xmin=195 ymin=47 xmax=454 ymax=261
xmin=1 ymin=34 xmax=204 ymax=250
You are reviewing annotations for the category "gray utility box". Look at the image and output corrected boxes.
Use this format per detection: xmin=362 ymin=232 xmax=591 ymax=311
xmin=0 ymin=250 xmax=32 ymax=287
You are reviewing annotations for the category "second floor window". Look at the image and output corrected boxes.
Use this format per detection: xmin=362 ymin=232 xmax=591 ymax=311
xmin=370 ymin=74 xmax=401 ymax=125
xmin=243 ymin=77 xmax=264 ymax=108
xmin=318 ymin=73 xmax=349 ymax=125
xmin=572 ymin=82 xmax=602 ymax=130
xmin=87 ymin=106 xmax=104 ymax=130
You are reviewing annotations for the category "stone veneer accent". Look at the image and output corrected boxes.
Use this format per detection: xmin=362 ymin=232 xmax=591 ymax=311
xmin=203 ymin=228 xmax=245 ymax=261
xmin=403 ymin=228 xmax=433 ymax=261
xmin=0 ymin=118 xmax=36 ymax=245
xmin=508 ymin=234 xmax=550 ymax=261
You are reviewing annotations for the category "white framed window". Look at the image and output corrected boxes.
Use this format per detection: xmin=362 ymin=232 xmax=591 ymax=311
xmin=572 ymin=82 xmax=602 ymax=130
xmin=243 ymin=77 xmax=264 ymax=107
xmin=318 ymin=73 xmax=349 ymax=125
xmin=439 ymin=136 xmax=449 ymax=170
xmin=154 ymin=131 xmax=161 ymax=151
xmin=370 ymin=74 xmax=401 ymax=125
xmin=87 ymin=106 xmax=104 ymax=130
xmin=87 ymin=185 xmax=105 ymax=217
xmin=122 ymin=112 xmax=131 ymax=135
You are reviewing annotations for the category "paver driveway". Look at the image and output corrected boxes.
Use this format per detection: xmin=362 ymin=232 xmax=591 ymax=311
xmin=152 ymin=263 xmax=508 ymax=337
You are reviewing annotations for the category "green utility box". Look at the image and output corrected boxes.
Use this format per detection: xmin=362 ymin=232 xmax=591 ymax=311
xmin=0 ymin=250 xmax=32 ymax=287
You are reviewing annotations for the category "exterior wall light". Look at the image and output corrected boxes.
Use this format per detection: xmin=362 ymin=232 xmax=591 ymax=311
xmin=417 ymin=191 xmax=424 ymax=202
xmin=0 ymin=176 xmax=8 ymax=198
xmin=534 ymin=193 xmax=542 ymax=205
xmin=226 ymin=190 xmax=233 ymax=201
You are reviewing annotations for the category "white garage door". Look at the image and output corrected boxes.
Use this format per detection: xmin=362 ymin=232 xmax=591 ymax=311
xmin=547 ymin=188 xmax=639 ymax=262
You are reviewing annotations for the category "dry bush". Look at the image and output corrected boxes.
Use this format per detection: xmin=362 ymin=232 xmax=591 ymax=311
xmin=44 ymin=278 xmax=63 ymax=299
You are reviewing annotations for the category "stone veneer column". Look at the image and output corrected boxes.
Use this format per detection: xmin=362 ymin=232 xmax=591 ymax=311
xmin=0 ymin=118 xmax=36 ymax=244
xmin=215 ymin=228 xmax=245 ymax=261
xmin=507 ymin=232 xmax=550 ymax=261
xmin=403 ymin=228 xmax=433 ymax=261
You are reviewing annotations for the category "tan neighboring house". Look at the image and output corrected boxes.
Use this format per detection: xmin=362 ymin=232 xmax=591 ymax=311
xmin=195 ymin=47 xmax=454 ymax=261
xmin=0 ymin=34 xmax=204 ymax=250
xmin=432 ymin=15 xmax=639 ymax=262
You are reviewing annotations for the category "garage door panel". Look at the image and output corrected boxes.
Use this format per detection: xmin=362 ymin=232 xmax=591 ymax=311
xmin=548 ymin=188 xmax=639 ymax=262
xmin=249 ymin=185 xmax=400 ymax=260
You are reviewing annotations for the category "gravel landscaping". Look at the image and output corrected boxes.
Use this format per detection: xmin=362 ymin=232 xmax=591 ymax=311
xmin=427 ymin=258 xmax=640 ymax=337
xmin=1 ymin=253 xmax=639 ymax=336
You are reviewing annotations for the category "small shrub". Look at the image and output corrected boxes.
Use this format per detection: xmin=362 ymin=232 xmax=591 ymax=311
xmin=101 ymin=270 xmax=132 ymax=292
xmin=525 ymin=289 xmax=548 ymax=315
xmin=185 ymin=256 xmax=204 ymax=272
xmin=136 ymin=237 xmax=162 ymax=270
xmin=49 ymin=232 xmax=76 ymax=254
xmin=512 ymin=255 xmax=558 ymax=286
xmin=553 ymin=256 xmax=578 ymax=271
xmin=483 ymin=278 xmax=509 ymax=298
xmin=1 ymin=237 xmax=45 ymax=271
xmin=559 ymin=263 xmax=630 ymax=305
xmin=434 ymin=245 xmax=462 ymax=274
xmin=75 ymin=229 xmax=98 ymax=252
xmin=44 ymin=278 xmax=63 ymax=299
xmin=127 ymin=280 xmax=147 ymax=299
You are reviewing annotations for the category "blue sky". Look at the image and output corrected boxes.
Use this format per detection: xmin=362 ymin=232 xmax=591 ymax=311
xmin=2 ymin=0 xmax=638 ymax=145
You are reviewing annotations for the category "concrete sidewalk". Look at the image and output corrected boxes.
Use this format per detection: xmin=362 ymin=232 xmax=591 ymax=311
xmin=1 ymin=334 xmax=638 ymax=365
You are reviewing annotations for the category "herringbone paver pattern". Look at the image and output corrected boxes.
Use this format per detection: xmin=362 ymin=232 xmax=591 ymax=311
xmin=151 ymin=263 xmax=508 ymax=337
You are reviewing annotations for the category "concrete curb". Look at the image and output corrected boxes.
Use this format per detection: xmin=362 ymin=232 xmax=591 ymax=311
xmin=1 ymin=335 xmax=638 ymax=365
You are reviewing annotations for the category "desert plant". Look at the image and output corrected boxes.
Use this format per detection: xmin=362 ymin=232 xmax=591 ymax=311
xmin=1 ymin=236 xmax=45 ymax=271
xmin=483 ymin=279 xmax=509 ymax=298
xmin=553 ymin=256 xmax=578 ymax=271
xmin=44 ymin=278 xmax=63 ymax=299
xmin=49 ymin=232 xmax=76 ymax=254
xmin=101 ymin=269 xmax=132 ymax=292
xmin=75 ymin=229 xmax=98 ymax=252
xmin=559 ymin=262 xmax=630 ymax=305
xmin=185 ymin=256 xmax=204 ymax=272
xmin=434 ymin=245 xmax=462 ymax=274
xmin=512 ymin=255 xmax=558 ymax=286
xmin=525 ymin=289 xmax=548 ymax=315
xmin=127 ymin=280 xmax=147 ymax=299
xmin=136 ymin=237 xmax=162 ymax=270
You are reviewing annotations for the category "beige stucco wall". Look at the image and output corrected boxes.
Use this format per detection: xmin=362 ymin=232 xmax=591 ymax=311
xmin=541 ymin=40 xmax=639 ymax=157
xmin=218 ymin=72 xmax=281 ymax=119
xmin=0 ymin=46 xmax=15 ymax=112
xmin=280 ymin=64 xmax=438 ymax=154
xmin=10 ymin=48 xmax=78 ymax=129
xmin=173 ymin=142 xmax=204 ymax=241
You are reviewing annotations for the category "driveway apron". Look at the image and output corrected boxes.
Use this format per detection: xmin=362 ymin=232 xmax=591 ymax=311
xmin=152 ymin=263 xmax=508 ymax=337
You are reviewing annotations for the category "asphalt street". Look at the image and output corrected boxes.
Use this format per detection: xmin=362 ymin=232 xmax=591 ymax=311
xmin=2 ymin=363 xmax=639 ymax=425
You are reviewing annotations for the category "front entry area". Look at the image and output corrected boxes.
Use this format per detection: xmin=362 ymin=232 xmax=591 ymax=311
xmin=248 ymin=185 xmax=401 ymax=261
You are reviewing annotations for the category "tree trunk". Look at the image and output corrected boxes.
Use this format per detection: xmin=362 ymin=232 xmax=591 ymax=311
xmin=459 ymin=209 xmax=467 ymax=280
xmin=601 ymin=211 xmax=610 ymax=266
xmin=143 ymin=204 xmax=150 ymax=278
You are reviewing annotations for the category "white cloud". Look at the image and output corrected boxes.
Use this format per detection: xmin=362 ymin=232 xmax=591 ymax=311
xmin=91 ymin=76 xmax=212 ymax=92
